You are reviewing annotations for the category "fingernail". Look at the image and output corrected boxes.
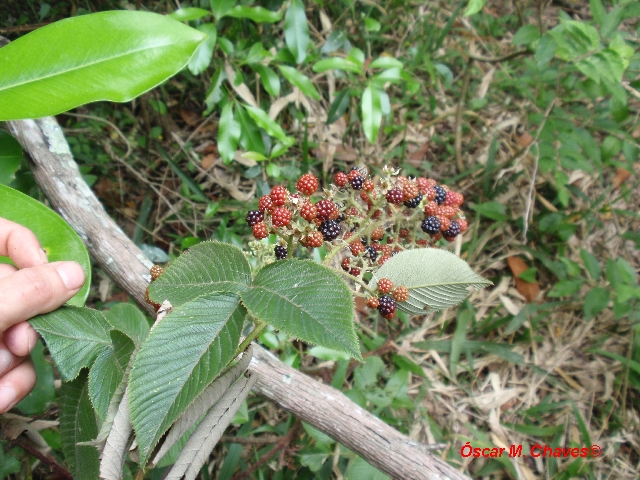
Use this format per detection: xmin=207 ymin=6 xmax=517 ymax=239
xmin=39 ymin=249 xmax=48 ymax=264
xmin=54 ymin=262 xmax=85 ymax=290
xmin=0 ymin=350 xmax=11 ymax=376
xmin=0 ymin=386 xmax=17 ymax=413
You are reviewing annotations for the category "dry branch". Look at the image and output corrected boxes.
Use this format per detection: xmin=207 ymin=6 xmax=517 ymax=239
xmin=7 ymin=117 xmax=471 ymax=480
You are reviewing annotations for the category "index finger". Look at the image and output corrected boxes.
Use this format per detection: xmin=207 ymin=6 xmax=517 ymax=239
xmin=0 ymin=217 xmax=48 ymax=269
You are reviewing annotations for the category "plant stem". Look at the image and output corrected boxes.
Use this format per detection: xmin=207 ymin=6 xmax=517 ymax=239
xmin=234 ymin=321 xmax=267 ymax=358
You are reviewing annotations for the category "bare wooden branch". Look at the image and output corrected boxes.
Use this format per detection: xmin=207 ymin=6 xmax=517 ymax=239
xmin=7 ymin=117 xmax=471 ymax=480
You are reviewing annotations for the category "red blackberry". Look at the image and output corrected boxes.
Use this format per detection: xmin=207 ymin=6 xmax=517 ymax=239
xmin=349 ymin=267 xmax=361 ymax=276
xmin=300 ymin=202 xmax=318 ymax=221
xmin=421 ymin=216 xmax=441 ymax=234
xmin=252 ymin=223 xmax=269 ymax=240
xmin=402 ymin=182 xmax=419 ymax=201
xmin=360 ymin=191 xmax=373 ymax=205
xmin=457 ymin=218 xmax=468 ymax=232
xmin=297 ymin=173 xmax=319 ymax=196
xmin=424 ymin=201 xmax=438 ymax=217
xmin=341 ymin=258 xmax=350 ymax=271
xmin=438 ymin=205 xmax=458 ymax=219
xmin=386 ymin=187 xmax=403 ymax=205
xmin=271 ymin=207 xmax=292 ymax=227
xmin=349 ymin=240 xmax=365 ymax=256
xmin=316 ymin=199 xmax=337 ymax=221
xmin=363 ymin=179 xmax=375 ymax=192
xmin=367 ymin=297 xmax=379 ymax=309
xmin=347 ymin=168 xmax=362 ymax=182
xmin=350 ymin=174 xmax=365 ymax=190
xmin=246 ymin=210 xmax=264 ymax=226
xmin=150 ymin=265 xmax=164 ymax=281
xmin=378 ymin=254 xmax=391 ymax=265
xmin=270 ymin=186 xmax=288 ymax=206
xmin=334 ymin=171 xmax=348 ymax=187
xmin=258 ymin=195 xmax=273 ymax=212
xmin=371 ymin=227 xmax=384 ymax=240
xmin=444 ymin=190 xmax=463 ymax=206
xmin=392 ymin=286 xmax=409 ymax=303
xmin=275 ymin=245 xmax=288 ymax=259
xmin=416 ymin=177 xmax=430 ymax=195
xmin=433 ymin=185 xmax=447 ymax=205
xmin=403 ymin=194 xmax=423 ymax=209
xmin=304 ymin=231 xmax=324 ymax=248
xmin=436 ymin=215 xmax=450 ymax=232
xmin=431 ymin=232 xmax=443 ymax=241
xmin=377 ymin=278 xmax=394 ymax=294
xmin=319 ymin=220 xmax=341 ymax=240
xmin=377 ymin=295 xmax=396 ymax=318
xmin=425 ymin=187 xmax=437 ymax=201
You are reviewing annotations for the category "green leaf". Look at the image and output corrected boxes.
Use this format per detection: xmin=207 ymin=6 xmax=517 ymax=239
xmin=227 ymin=5 xmax=282 ymax=23
xmin=415 ymin=339 xmax=523 ymax=365
xmin=149 ymin=241 xmax=252 ymax=307
xmin=469 ymin=201 xmax=507 ymax=221
xmin=0 ymin=131 xmax=22 ymax=185
xmin=243 ymin=151 xmax=269 ymax=161
xmin=312 ymin=57 xmax=362 ymax=74
xmin=518 ymin=268 xmax=537 ymax=283
xmin=364 ymin=17 xmax=381 ymax=32
xmin=535 ymin=33 xmax=556 ymax=68
xmin=371 ymin=249 xmax=492 ymax=315
xmin=218 ymin=103 xmax=241 ymax=164
xmin=285 ymin=0 xmax=310 ymax=64
xmin=88 ymin=331 xmax=135 ymax=421
xmin=589 ymin=0 xmax=606 ymax=26
xmin=269 ymin=138 xmax=295 ymax=159
xmin=549 ymin=20 xmax=599 ymax=61
xmin=157 ymin=146 xmax=209 ymax=202
xmin=0 ymin=11 xmax=206 ymax=120
xmin=512 ymin=24 xmax=540 ymax=45
xmin=326 ymin=89 xmax=351 ymax=125
xmin=369 ymin=57 xmax=403 ymax=69
xmin=601 ymin=3 xmax=640 ymax=38
xmin=188 ymin=23 xmax=217 ymax=75
xmin=236 ymin=104 xmax=267 ymax=155
xmin=129 ymin=293 xmax=244 ymax=465
xmin=463 ymin=0 xmax=486 ymax=16
xmin=577 ymin=49 xmax=625 ymax=84
xmin=579 ymin=249 xmax=601 ymax=281
xmin=348 ymin=457 xmax=390 ymax=480
xmin=29 ymin=306 xmax=111 ymax=381
xmin=59 ymin=373 xmax=100 ymax=480
xmin=548 ymin=278 xmax=583 ymax=297
xmin=0 ymin=184 xmax=91 ymax=305
xmin=103 ymin=303 xmax=150 ymax=346
xmin=210 ymin=0 xmax=236 ymax=19
xmin=241 ymin=260 xmax=362 ymax=360
xmin=15 ymin=341 xmax=55 ymax=414
xmin=277 ymin=65 xmax=321 ymax=100
xmin=168 ymin=7 xmax=211 ymax=22
xmin=253 ymin=64 xmax=281 ymax=97
xmin=583 ymin=287 xmax=609 ymax=319
xmin=392 ymin=355 xmax=426 ymax=378
xmin=362 ymin=83 xmax=383 ymax=143
xmin=354 ymin=356 xmax=385 ymax=389
xmin=244 ymin=104 xmax=291 ymax=143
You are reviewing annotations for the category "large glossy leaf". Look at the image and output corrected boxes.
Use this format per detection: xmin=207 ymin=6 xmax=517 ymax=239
xmin=284 ymin=0 xmax=309 ymax=64
xmin=149 ymin=241 xmax=252 ymax=307
xmin=236 ymin=104 xmax=267 ymax=155
xmin=241 ymin=260 xmax=362 ymax=360
xmin=371 ymin=249 xmax=492 ymax=315
xmin=59 ymin=373 xmax=100 ymax=480
xmin=0 ymin=131 xmax=22 ymax=185
xmin=218 ymin=103 xmax=241 ymax=164
xmin=0 ymin=185 xmax=91 ymax=305
xmin=29 ymin=306 xmax=111 ymax=381
xmin=244 ymin=105 xmax=291 ymax=143
xmin=187 ymin=23 xmax=217 ymax=75
xmin=129 ymin=293 xmax=245 ymax=465
xmin=362 ymin=83 xmax=383 ymax=143
xmin=0 ymin=11 xmax=206 ymax=120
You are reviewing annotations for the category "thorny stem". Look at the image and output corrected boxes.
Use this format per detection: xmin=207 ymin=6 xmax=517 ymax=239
xmin=322 ymin=201 xmax=378 ymax=266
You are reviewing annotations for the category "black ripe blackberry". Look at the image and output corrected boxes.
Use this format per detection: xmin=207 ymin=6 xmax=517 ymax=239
xmin=443 ymin=220 xmax=462 ymax=238
xmin=433 ymin=185 xmax=447 ymax=205
xmin=377 ymin=295 xmax=396 ymax=316
xmin=336 ymin=214 xmax=346 ymax=223
xmin=361 ymin=236 xmax=368 ymax=246
xmin=275 ymin=245 xmax=288 ymax=260
xmin=365 ymin=245 xmax=377 ymax=262
xmin=319 ymin=220 xmax=341 ymax=241
xmin=403 ymin=194 xmax=423 ymax=209
xmin=246 ymin=210 xmax=264 ymax=226
xmin=350 ymin=175 xmax=364 ymax=190
xmin=421 ymin=216 xmax=441 ymax=234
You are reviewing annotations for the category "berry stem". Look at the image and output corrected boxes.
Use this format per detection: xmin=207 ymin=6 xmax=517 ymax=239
xmin=286 ymin=234 xmax=294 ymax=259
xmin=322 ymin=205 xmax=377 ymax=265
xmin=336 ymin=268 xmax=377 ymax=296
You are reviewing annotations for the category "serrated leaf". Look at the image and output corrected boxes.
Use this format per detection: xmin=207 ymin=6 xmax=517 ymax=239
xmin=59 ymin=373 xmax=100 ymax=480
xmin=241 ymin=260 xmax=361 ymax=360
xmin=284 ymin=0 xmax=309 ymax=64
xmin=277 ymin=65 xmax=321 ymax=100
xmin=371 ymin=249 xmax=492 ymax=315
xmin=218 ymin=103 xmax=241 ymax=164
xmin=88 ymin=331 xmax=135 ymax=421
xmin=103 ymin=303 xmax=150 ymax=346
xmin=30 ymin=306 xmax=111 ymax=381
xmin=0 ymin=184 xmax=91 ymax=305
xmin=129 ymin=293 xmax=244 ymax=465
xmin=0 ymin=11 xmax=206 ymax=120
xmin=149 ymin=241 xmax=252 ymax=307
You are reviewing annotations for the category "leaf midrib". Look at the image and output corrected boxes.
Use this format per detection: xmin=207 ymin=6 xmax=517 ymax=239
xmin=0 ymin=41 xmax=178 ymax=93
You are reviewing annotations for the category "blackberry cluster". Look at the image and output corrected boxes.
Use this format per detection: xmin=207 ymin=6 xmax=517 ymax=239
xmin=421 ymin=216 xmax=441 ymax=235
xmin=377 ymin=295 xmax=396 ymax=319
xmin=320 ymin=220 xmax=341 ymax=240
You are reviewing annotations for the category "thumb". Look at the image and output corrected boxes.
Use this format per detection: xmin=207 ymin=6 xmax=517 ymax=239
xmin=0 ymin=261 xmax=85 ymax=332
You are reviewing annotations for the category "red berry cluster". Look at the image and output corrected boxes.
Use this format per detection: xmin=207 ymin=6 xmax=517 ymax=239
xmin=245 ymin=167 xmax=469 ymax=318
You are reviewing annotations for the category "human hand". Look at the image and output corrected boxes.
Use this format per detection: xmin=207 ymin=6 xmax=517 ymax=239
xmin=0 ymin=217 xmax=85 ymax=413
